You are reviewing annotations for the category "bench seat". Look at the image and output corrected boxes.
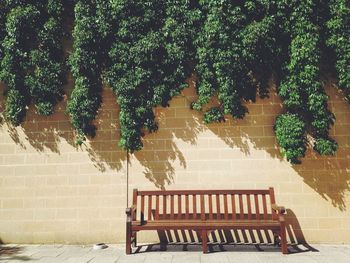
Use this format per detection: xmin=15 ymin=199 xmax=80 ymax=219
xmin=132 ymin=219 xmax=280 ymax=230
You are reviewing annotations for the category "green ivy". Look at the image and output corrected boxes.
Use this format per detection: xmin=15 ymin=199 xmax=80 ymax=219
xmin=327 ymin=0 xmax=350 ymax=101
xmin=107 ymin=0 xmax=198 ymax=152
xmin=67 ymin=0 xmax=108 ymax=139
xmin=275 ymin=113 xmax=306 ymax=164
xmin=25 ymin=0 xmax=65 ymax=116
xmin=193 ymin=1 xmax=282 ymax=119
xmin=0 ymin=4 xmax=40 ymax=125
xmin=203 ymin=107 xmax=225 ymax=124
xmin=276 ymin=0 xmax=337 ymax=159
xmin=0 ymin=4 xmax=8 ymax=61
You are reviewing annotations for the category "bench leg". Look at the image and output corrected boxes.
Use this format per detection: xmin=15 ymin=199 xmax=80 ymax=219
xmin=132 ymin=232 xmax=137 ymax=247
xmin=202 ymin=230 xmax=208 ymax=254
xmin=280 ymin=223 xmax=288 ymax=254
xmin=157 ymin=230 xmax=168 ymax=251
xmin=126 ymin=222 xmax=132 ymax=254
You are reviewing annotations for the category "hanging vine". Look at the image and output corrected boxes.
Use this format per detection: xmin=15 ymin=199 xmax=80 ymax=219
xmin=327 ymin=0 xmax=350 ymax=101
xmin=25 ymin=0 xmax=65 ymax=116
xmin=107 ymin=0 xmax=197 ymax=152
xmin=193 ymin=1 xmax=281 ymax=124
xmin=276 ymin=0 xmax=337 ymax=163
xmin=67 ymin=0 xmax=110 ymax=142
xmin=0 ymin=3 xmax=8 ymax=62
xmin=0 ymin=3 xmax=40 ymax=125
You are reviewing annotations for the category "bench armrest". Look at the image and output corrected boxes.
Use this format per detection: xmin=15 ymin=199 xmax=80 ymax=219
xmin=126 ymin=205 xmax=137 ymax=222
xmin=271 ymin=204 xmax=286 ymax=214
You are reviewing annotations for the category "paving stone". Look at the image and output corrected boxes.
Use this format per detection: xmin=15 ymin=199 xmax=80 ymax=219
xmin=116 ymin=254 xmax=147 ymax=263
xmin=170 ymin=254 xmax=200 ymax=263
xmin=227 ymin=253 xmax=262 ymax=263
xmin=201 ymin=253 xmax=230 ymax=263
xmin=143 ymin=253 xmax=173 ymax=263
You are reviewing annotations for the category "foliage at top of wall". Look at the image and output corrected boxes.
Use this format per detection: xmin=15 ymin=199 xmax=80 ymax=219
xmin=106 ymin=0 xmax=199 ymax=151
xmin=0 ymin=0 xmax=349 ymax=163
xmin=327 ymin=0 xmax=350 ymax=101
xmin=0 ymin=0 xmax=65 ymax=124
xmin=67 ymin=0 xmax=108 ymax=141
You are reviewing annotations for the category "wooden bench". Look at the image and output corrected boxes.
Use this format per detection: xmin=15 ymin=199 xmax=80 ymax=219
xmin=126 ymin=187 xmax=287 ymax=254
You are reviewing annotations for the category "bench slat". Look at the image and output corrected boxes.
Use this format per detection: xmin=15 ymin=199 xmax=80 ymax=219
xmin=247 ymin=194 xmax=252 ymax=220
xmin=239 ymin=194 xmax=244 ymax=219
xmin=193 ymin=194 xmax=197 ymax=219
xmin=141 ymin=195 xmax=145 ymax=223
xmin=178 ymin=195 xmax=182 ymax=220
xmin=170 ymin=195 xmax=174 ymax=220
xmin=163 ymin=195 xmax=167 ymax=217
xmin=185 ymin=195 xmax=189 ymax=220
xmin=224 ymin=194 xmax=228 ymax=220
xmin=155 ymin=195 xmax=159 ymax=220
xmin=231 ymin=194 xmax=236 ymax=220
xmin=200 ymin=195 xmax=205 ymax=220
xmin=148 ymin=195 xmax=152 ymax=220
xmin=216 ymin=194 xmax=221 ymax=220
xmin=262 ymin=194 xmax=268 ymax=220
xmin=209 ymin=194 xmax=213 ymax=220
xmin=254 ymin=194 xmax=260 ymax=220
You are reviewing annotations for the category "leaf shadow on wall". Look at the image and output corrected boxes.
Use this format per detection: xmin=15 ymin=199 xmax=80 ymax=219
xmin=0 ymin=82 xmax=126 ymax=174
xmin=132 ymin=108 xmax=204 ymax=190
xmin=206 ymin=83 xmax=350 ymax=211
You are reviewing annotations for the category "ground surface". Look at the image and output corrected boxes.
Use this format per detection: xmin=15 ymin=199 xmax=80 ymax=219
xmin=0 ymin=244 xmax=350 ymax=263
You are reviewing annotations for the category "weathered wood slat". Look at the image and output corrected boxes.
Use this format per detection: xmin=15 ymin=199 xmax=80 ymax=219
xmin=239 ymin=194 xmax=244 ymax=219
xmin=193 ymin=194 xmax=197 ymax=219
xmin=170 ymin=195 xmax=174 ymax=220
xmin=231 ymin=194 xmax=236 ymax=220
xmin=148 ymin=195 xmax=152 ymax=220
xmin=254 ymin=194 xmax=260 ymax=220
xmin=155 ymin=195 xmax=159 ymax=220
xmin=224 ymin=194 xmax=228 ymax=220
xmin=200 ymin=195 xmax=205 ymax=221
xmin=209 ymin=194 xmax=213 ymax=220
xmin=247 ymin=194 xmax=252 ymax=220
xmin=141 ymin=195 xmax=145 ymax=223
xmin=178 ymin=195 xmax=182 ymax=220
xmin=163 ymin=195 xmax=167 ymax=216
xmin=216 ymin=194 xmax=221 ymax=220
xmin=185 ymin=195 xmax=189 ymax=220
xmin=262 ymin=194 xmax=268 ymax=220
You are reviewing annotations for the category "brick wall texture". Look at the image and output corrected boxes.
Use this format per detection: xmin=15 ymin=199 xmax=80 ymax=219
xmin=0 ymin=77 xmax=350 ymax=244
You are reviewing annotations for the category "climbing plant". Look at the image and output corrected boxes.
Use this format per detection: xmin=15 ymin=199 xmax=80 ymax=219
xmin=0 ymin=3 xmax=40 ymax=125
xmin=327 ymin=0 xmax=350 ymax=101
xmin=1 ymin=0 xmax=349 ymax=163
xmin=67 ymin=0 xmax=110 ymax=142
xmin=276 ymin=0 xmax=337 ymax=163
xmin=0 ymin=3 xmax=8 ymax=61
xmin=107 ymin=0 xmax=198 ymax=151
xmin=193 ymin=1 xmax=283 ymax=123
xmin=0 ymin=0 xmax=65 ymax=124
xmin=25 ymin=0 xmax=65 ymax=116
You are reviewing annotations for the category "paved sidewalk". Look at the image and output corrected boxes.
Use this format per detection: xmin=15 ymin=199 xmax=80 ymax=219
xmin=1 ymin=243 xmax=350 ymax=263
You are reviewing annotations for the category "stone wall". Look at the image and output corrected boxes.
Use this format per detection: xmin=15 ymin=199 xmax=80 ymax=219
xmin=0 ymin=77 xmax=350 ymax=244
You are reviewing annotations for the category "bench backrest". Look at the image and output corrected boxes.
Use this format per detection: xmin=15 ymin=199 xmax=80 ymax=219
xmin=132 ymin=188 xmax=277 ymax=222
